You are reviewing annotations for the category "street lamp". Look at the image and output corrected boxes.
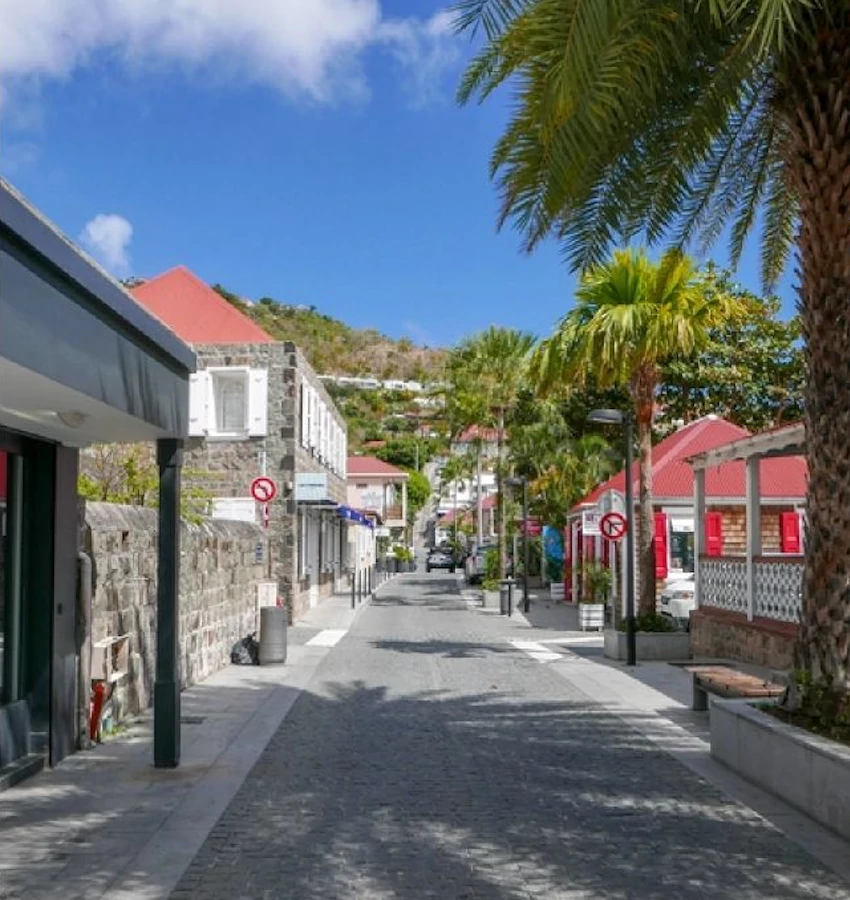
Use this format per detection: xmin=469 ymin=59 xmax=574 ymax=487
xmin=588 ymin=408 xmax=636 ymax=666
xmin=506 ymin=475 xmax=530 ymax=613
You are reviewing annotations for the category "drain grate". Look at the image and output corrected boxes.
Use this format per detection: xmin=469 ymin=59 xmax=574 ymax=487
xmin=180 ymin=715 xmax=206 ymax=725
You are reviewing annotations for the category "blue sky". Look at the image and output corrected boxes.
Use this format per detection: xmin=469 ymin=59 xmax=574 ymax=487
xmin=1 ymin=0 xmax=798 ymax=349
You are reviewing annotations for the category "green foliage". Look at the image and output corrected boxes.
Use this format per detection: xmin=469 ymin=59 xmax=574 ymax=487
xmin=580 ymin=561 xmax=612 ymax=604
xmin=375 ymin=436 xmax=438 ymax=470
xmin=482 ymin=548 xmax=501 ymax=590
xmin=393 ymin=545 xmax=415 ymax=562
xmin=545 ymin=553 xmax=564 ymax=584
xmin=658 ymin=270 xmax=804 ymax=431
xmin=405 ymin=470 xmax=432 ymax=517
xmin=455 ymin=0 xmax=802 ymax=287
xmin=78 ymin=444 xmax=214 ymax=524
xmin=768 ymin=670 xmax=850 ymax=745
xmin=618 ymin=612 xmax=675 ymax=633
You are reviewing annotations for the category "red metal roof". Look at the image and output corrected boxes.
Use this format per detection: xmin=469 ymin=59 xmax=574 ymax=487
xmin=347 ymin=456 xmax=409 ymax=478
xmin=131 ymin=266 xmax=274 ymax=344
xmin=575 ymin=415 xmax=808 ymax=508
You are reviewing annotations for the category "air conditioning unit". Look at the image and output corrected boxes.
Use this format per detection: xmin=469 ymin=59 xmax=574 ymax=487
xmin=256 ymin=582 xmax=278 ymax=608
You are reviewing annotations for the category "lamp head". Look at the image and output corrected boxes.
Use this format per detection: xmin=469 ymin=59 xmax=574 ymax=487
xmin=588 ymin=408 xmax=625 ymax=425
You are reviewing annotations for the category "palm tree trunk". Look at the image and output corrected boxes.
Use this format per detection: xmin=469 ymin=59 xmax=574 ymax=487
xmin=632 ymin=369 xmax=657 ymax=616
xmin=780 ymin=21 xmax=850 ymax=690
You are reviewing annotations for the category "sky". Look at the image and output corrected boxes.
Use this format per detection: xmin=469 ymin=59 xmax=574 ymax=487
xmin=1 ymin=0 xmax=799 ymax=349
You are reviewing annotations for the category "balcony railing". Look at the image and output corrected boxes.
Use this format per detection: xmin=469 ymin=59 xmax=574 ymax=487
xmin=384 ymin=505 xmax=404 ymax=521
xmin=699 ymin=555 xmax=803 ymax=623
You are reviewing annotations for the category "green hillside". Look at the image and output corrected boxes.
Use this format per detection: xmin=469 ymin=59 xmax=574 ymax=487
xmin=213 ymin=285 xmax=446 ymax=381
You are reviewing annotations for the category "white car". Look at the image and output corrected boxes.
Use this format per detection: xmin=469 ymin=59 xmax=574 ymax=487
xmin=659 ymin=579 xmax=695 ymax=631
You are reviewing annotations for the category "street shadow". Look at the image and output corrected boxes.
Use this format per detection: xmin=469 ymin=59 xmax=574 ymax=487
xmin=163 ymin=678 xmax=849 ymax=900
xmin=370 ymin=638 xmax=512 ymax=659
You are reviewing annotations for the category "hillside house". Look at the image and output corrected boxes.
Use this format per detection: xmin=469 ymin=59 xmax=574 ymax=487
xmin=347 ymin=456 xmax=409 ymax=543
xmin=132 ymin=267 xmax=360 ymax=619
xmin=568 ymin=416 xmax=807 ymax=607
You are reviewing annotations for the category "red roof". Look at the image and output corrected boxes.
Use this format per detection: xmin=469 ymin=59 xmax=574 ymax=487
xmin=347 ymin=456 xmax=409 ymax=478
xmin=131 ymin=266 xmax=274 ymax=344
xmin=575 ymin=415 xmax=808 ymax=509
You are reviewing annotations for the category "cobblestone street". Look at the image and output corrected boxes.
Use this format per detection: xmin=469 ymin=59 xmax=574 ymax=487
xmin=171 ymin=575 xmax=850 ymax=899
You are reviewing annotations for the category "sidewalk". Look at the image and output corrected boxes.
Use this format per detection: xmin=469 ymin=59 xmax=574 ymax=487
xmin=0 ymin=585 xmax=383 ymax=900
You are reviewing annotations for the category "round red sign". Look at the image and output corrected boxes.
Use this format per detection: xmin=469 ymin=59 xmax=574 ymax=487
xmin=250 ymin=476 xmax=278 ymax=503
xmin=600 ymin=511 xmax=628 ymax=542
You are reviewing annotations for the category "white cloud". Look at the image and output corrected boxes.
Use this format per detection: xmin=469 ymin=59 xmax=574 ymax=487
xmin=0 ymin=1 xmax=460 ymax=107
xmin=80 ymin=214 xmax=134 ymax=277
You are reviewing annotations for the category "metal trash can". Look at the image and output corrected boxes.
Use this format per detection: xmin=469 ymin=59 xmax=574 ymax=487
xmin=258 ymin=606 xmax=287 ymax=664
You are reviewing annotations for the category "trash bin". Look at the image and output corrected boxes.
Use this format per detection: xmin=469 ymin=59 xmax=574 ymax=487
xmin=258 ymin=606 xmax=287 ymax=664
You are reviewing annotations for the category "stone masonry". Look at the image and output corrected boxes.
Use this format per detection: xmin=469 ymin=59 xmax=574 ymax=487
xmin=186 ymin=341 xmax=347 ymax=623
xmin=83 ymin=501 xmax=269 ymax=716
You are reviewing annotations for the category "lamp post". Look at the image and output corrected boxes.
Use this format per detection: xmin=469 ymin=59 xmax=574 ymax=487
xmin=588 ymin=409 xmax=636 ymax=666
xmin=506 ymin=475 xmax=530 ymax=613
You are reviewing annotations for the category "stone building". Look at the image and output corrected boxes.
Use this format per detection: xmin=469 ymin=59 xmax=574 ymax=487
xmin=132 ymin=267 xmax=354 ymax=621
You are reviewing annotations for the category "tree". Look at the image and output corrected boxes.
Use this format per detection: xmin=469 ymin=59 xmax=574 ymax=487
xmin=406 ymin=470 xmax=432 ymax=516
xmin=457 ymin=0 xmax=850 ymax=688
xmin=658 ymin=275 xmax=804 ymax=432
xmin=446 ymin=327 xmax=535 ymax=577
xmin=531 ymin=249 xmax=739 ymax=614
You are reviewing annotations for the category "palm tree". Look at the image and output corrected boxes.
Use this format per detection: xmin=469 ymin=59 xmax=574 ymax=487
xmin=447 ymin=327 xmax=536 ymax=577
xmin=531 ymin=248 xmax=738 ymax=614
xmin=455 ymin=0 xmax=850 ymax=685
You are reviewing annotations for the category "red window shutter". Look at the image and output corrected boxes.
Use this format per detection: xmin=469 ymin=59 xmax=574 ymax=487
xmin=654 ymin=512 xmax=668 ymax=579
xmin=706 ymin=512 xmax=723 ymax=557
xmin=780 ymin=512 xmax=801 ymax=554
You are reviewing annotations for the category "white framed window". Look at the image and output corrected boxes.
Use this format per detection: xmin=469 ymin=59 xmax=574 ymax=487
xmin=187 ymin=367 xmax=268 ymax=439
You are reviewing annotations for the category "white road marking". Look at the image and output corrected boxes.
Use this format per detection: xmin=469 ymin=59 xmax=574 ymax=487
xmin=509 ymin=640 xmax=564 ymax=663
xmin=306 ymin=629 xmax=348 ymax=647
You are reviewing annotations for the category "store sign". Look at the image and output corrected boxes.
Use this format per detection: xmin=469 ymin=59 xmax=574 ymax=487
xmin=295 ymin=472 xmax=329 ymax=503
xmin=582 ymin=509 xmax=602 ymax=536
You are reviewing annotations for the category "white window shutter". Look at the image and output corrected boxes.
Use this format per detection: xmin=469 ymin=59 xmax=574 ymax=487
xmin=247 ymin=369 xmax=269 ymax=436
xmin=300 ymin=383 xmax=309 ymax=446
xmin=188 ymin=371 xmax=211 ymax=436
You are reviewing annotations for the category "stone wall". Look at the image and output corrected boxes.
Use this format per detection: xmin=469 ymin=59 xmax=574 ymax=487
xmin=83 ymin=502 xmax=269 ymax=714
xmin=187 ymin=342 xmax=347 ymax=623
xmin=690 ymin=606 xmax=797 ymax=670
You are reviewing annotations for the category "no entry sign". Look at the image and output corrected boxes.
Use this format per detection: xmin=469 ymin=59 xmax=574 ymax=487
xmin=600 ymin=511 xmax=627 ymax=542
xmin=250 ymin=476 xmax=278 ymax=504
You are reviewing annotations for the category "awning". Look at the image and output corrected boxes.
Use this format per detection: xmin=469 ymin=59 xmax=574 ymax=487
xmin=337 ymin=505 xmax=374 ymax=528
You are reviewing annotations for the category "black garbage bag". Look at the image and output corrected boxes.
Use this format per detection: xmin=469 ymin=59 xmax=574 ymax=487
xmin=230 ymin=632 xmax=260 ymax=665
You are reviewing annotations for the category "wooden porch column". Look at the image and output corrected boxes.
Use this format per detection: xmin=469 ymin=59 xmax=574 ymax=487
xmin=570 ymin=521 xmax=579 ymax=603
xmin=745 ymin=456 xmax=761 ymax=622
xmin=693 ymin=468 xmax=706 ymax=609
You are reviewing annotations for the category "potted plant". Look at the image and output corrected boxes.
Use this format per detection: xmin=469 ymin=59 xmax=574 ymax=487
xmin=579 ymin=561 xmax=610 ymax=630
xmin=546 ymin=554 xmax=565 ymax=601
xmin=481 ymin=548 xmax=501 ymax=608
xmin=603 ymin=611 xmax=691 ymax=661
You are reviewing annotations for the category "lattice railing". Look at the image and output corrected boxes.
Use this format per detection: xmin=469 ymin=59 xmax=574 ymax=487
xmin=754 ymin=559 xmax=803 ymax=623
xmin=699 ymin=556 xmax=803 ymax=623
xmin=700 ymin=557 xmax=747 ymax=614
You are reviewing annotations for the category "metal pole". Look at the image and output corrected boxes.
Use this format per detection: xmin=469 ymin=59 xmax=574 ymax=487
xmin=522 ymin=479 xmax=530 ymax=613
xmin=154 ymin=439 xmax=183 ymax=767
xmin=624 ymin=416 xmax=637 ymax=666
xmin=351 ymin=569 xmax=356 ymax=610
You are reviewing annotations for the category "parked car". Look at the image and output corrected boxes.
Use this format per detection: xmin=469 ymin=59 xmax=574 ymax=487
xmin=658 ymin=578 xmax=695 ymax=631
xmin=426 ymin=547 xmax=456 ymax=573
xmin=464 ymin=542 xmax=497 ymax=585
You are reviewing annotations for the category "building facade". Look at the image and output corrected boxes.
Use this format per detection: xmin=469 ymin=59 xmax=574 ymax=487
xmin=132 ymin=269 xmax=350 ymax=621
xmin=347 ymin=456 xmax=409 ymax=544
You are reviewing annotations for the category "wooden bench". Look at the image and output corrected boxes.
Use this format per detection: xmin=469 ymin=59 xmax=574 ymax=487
xmin=686 ymin=665 xmax=786 ymax=711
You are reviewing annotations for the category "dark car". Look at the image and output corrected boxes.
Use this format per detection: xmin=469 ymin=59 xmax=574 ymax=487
xmin=426 ymin=547 xmax=456 ymax=573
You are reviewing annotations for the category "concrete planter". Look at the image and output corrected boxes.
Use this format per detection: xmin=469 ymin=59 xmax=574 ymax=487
xmin=549 ymin=583 xmax=565 ymax=601
xmin=603 ymin=628 xmax=691 ymax=661
xmin=482 ymin=590 xmax=500 ymax=609
xmin=578 ymin=603 xmax=605 ymax=631
xmin=711 ymin=699 xmax=850 ymax=841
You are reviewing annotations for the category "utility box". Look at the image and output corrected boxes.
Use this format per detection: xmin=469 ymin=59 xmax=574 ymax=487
xmin=90 ymin=634 xmax=130 ymax=684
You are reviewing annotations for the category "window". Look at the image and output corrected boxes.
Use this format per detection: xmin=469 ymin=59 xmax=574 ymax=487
xmin=188 ymin=367 xmax=268 ymax=438
xmin=215 ymin=372 xmax=247 ymax=434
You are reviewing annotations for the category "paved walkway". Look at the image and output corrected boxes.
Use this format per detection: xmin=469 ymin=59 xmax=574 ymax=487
xmin=3 ymin=574 xmax=850 ymax=898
